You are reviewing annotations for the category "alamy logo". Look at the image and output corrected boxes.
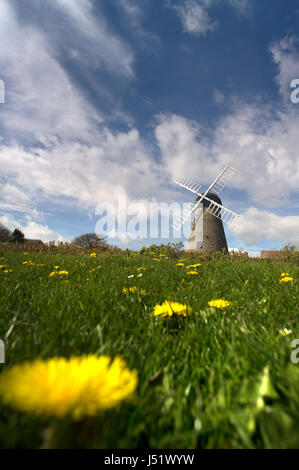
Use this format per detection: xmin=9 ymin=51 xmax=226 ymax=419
xmin=290 ymin=79 xmax=299 ymax=104
xmin=0 ymin=80 xmax=5 ymax=104
xmin=290 ymin=339 xmax=299 ymax=364
xmin=94 ymin=195 xmax=199 ymax=241
xmin=0 ymin=339 xmax=4 ymax=364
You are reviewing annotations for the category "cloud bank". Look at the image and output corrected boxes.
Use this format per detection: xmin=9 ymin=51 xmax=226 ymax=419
xmin=0 ymin=0 xmax=298 ymax=247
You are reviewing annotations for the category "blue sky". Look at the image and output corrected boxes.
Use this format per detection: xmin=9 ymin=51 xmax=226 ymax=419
xmin=0 ymin=0 xmax=299 ymax=254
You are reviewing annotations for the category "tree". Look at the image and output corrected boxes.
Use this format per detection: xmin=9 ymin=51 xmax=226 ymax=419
xmin=0 ymin=223 xmax=12 ymax=242
xmin=72 ymin=233 xmax=110 ymax=249
xmin=11 ymin=228 xmax=25 ymax=244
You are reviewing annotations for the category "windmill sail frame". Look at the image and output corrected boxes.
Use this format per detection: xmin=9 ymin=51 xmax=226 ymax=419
xmin=173 ymin=165 xmax=238 ymax=230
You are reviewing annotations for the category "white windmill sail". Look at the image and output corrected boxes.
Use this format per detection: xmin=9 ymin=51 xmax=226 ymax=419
xmin=174 ymin=177 xmax=202 ymax=197
xmin=173 ymin=165 xmax=238 ymax=230
xmin=208 ymin=165 xmax=236 ymax=196
xmin=173 ymin=201 xmax=202 ymax=232
xmin=203 ymin=194 xmax=239 ymax=225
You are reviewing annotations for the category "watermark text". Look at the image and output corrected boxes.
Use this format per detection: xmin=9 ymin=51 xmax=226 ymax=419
xmin=290 ymin=79 xmax=299 ymax=104
xmin=291 ymin=339 xmax=299 ymax=364
xmin=95 ymin=196 xmax=201 ymax=242
xmin=0 ymin=339 xmax=5 ymax=364
xmin=0 ymin=80 xmax=5 ymax=104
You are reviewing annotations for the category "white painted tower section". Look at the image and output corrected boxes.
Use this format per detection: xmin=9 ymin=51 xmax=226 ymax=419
xmin=186 ymin=204 xmax=203 ymax=250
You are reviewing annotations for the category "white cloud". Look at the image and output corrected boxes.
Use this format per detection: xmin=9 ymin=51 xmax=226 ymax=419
xmin=0 ymin=0 xmax=135 ymax=142
xmin=0 ymin=127 xmax=162 ymax=211
xmin=23 ymin=221 xmax=65 ymax=242
xmin=0 ymin=183 xmax=30 ymax=208
xmin=269 ymin=36 xmax=299 ymax=104
xmin=119 ymin=0 xmax=142 ymax=24
xmin=0 ymin=1 xmax=99 ymax=141
xmin=169 ymin=0 xmax=250 ymax=36
xmin=0 ymin=182 xmax=42 ymax=221
xmin=170 ymin=0 xmax=217 ymax=36
xmin=229 ymin=207 xmax=299 ymax=249
xmin=156 ymin=91 xmax=299 ymax=208
xmin=49 ymin=0 xmax=134 ymax=76
xmin=227 ymin=0 xmax=249 ymax=15
xmin=155 ymin=112 xmax=212 ymax=181
xmin=118 ymin=0 xmax=159 ymax=45
xmin=0 ymin=213 xmax=64 ymax=242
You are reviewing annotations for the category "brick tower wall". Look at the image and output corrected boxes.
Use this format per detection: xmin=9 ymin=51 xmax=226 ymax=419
xmin=186 ymin=192 xmax=228 ymax=253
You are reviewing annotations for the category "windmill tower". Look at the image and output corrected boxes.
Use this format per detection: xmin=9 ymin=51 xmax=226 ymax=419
xmin=173 ymin=166 xmax=239 ymax=252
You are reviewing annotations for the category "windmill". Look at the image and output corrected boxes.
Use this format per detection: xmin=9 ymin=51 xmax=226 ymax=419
xmin=173 ymin=165 xmax=239 ymax=252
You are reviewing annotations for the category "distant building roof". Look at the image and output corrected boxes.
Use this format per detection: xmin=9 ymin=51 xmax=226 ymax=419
xmin=260 ymin=250 xmax=281 ymax=259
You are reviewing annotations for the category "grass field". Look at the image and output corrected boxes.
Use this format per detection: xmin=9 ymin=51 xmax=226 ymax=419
xmin=0 ymin=248 xmax=298 ymax=449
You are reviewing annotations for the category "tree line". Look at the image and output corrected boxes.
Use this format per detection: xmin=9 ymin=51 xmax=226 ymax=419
xmin=0 ymin=223 xmax=110 ymax=248
xmin=0 ymin=224 xmax=26 ymax=243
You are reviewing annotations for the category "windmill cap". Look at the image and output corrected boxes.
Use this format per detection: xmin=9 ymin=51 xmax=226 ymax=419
xmin=196 ymin=192 xmax=222 ymax=207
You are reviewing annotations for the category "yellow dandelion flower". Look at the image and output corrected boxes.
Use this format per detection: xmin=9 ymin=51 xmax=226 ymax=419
xmin=0 ymin=265 xmax=8 ymax=269
xmin=153 ymin=301 xmax=190 ymax=318
xmin=281 ymin=273 xmax=290 ymax=277
xmin=186 ymin=264 xmax=201 ymax=268
xmin=176 ymin=263 xmax=184 ymax=267
xmin=181 ymin=278 xmax=186 ymax=284
xmin=208 ymin=299 xmax=231 ymax=309
xmin=49 ymin=271 xmax=56 ymax=278
xmin=54 ymin=266 xmax=59 ymax=270
xmin=58 ymin=270 xmax=69 ymax=276
xmin=137 ymin=267 xmax=146 ymax=271
xmin=122 ymin=286 xmax=138 ymax=295
xmin=23 ymin=260 xmax=35 ymax=266
xmin=159 ymin=254 xmax=166 ymax=257
xmin=0 ymin=355 xmax=137 ymax=419
xmin=89 ymin=269 xmax=96 ymax=273
xmin=90 ymin=253 xmax=96 ymax=258
xmin=23 ymin=252 xmax=29 ymax=255
xmin=178 ymin=259 xmax=185 ymax=262
xmin=279 ymin=277 xmax=294 ymax=283
xmin=140 ymin=289 xmax=146 ymax=297
xmin=187 ymin=271 xmax=198 ymax=276
xmin=129 ymin=287 xmax=137 ymax=294
xmin=279 ymin=328 xmax=293 ymax=336
xmin=153 ymin=258 xmax=160 ymax=262
xmin=3 ymin=269 xmax=13 ymax=273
